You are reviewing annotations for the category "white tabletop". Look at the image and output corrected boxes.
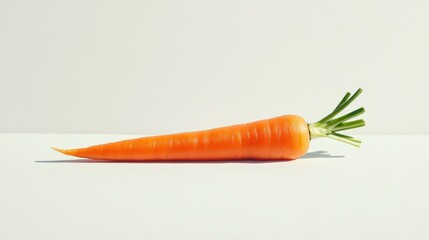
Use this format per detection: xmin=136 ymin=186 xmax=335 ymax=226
xmin=1 ymin=133 xmax=428 ymax=240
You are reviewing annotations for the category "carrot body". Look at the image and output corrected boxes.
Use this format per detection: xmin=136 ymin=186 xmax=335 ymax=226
xmin=53 ymin=115 xmax=310 ymax=161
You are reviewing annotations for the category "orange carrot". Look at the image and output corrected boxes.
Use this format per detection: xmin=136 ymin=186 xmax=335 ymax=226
xmin=53 ymin=89 xmax=365 ymax=161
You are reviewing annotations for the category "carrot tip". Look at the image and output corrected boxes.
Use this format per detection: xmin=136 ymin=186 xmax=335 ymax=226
xmin=51 ymin=147 xmax=72 ymax=156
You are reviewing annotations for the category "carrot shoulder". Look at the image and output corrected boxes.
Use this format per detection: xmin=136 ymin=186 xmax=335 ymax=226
xmin=53 ymin=89 xmax=365 ymax=161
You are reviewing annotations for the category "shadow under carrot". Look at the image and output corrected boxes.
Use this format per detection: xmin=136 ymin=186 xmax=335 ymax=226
xmin=37 ymin=151 xmax=344 ymax=164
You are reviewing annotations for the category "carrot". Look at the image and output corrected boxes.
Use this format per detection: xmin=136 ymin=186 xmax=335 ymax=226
xmin=53 ymin=89 xmax=365 ymax=161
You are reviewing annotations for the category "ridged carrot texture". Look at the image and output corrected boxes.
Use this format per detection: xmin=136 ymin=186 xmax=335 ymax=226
xmin=53 ymin=89 xmax=365 ymax=161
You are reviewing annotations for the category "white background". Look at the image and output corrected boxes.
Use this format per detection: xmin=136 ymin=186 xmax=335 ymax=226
xmin=1 ymin=0 xmax=428 ymax=134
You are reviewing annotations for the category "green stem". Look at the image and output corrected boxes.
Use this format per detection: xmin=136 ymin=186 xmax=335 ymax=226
xmin=327 ymin=133 xmax=361 ymax=147
xmin=327 ymin=107 xmax=365 ymax=128
xmin=333 ymin=119 xmax=365 ymax=131
xmin=309 ymin=88 xmax=365 ymax=147
xmin=318 ymin=88 xmax=363 ymax=123
xmin=334 ymin=92 xmax=351 ymax=111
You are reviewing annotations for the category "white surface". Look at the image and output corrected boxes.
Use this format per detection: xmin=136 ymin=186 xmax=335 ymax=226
xmin=1 ymin=0 xmax=429 ymax=134
xmin=1 ymin=133 xmax=428 ymax=239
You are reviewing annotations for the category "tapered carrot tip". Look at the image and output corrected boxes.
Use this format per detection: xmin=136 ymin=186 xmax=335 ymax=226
xmin=51 ymin=147 xmax=75 ymax=156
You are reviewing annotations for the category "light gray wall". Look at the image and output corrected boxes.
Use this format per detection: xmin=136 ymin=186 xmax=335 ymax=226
xmin=1 ymin=0 xmax=428 ymax=134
